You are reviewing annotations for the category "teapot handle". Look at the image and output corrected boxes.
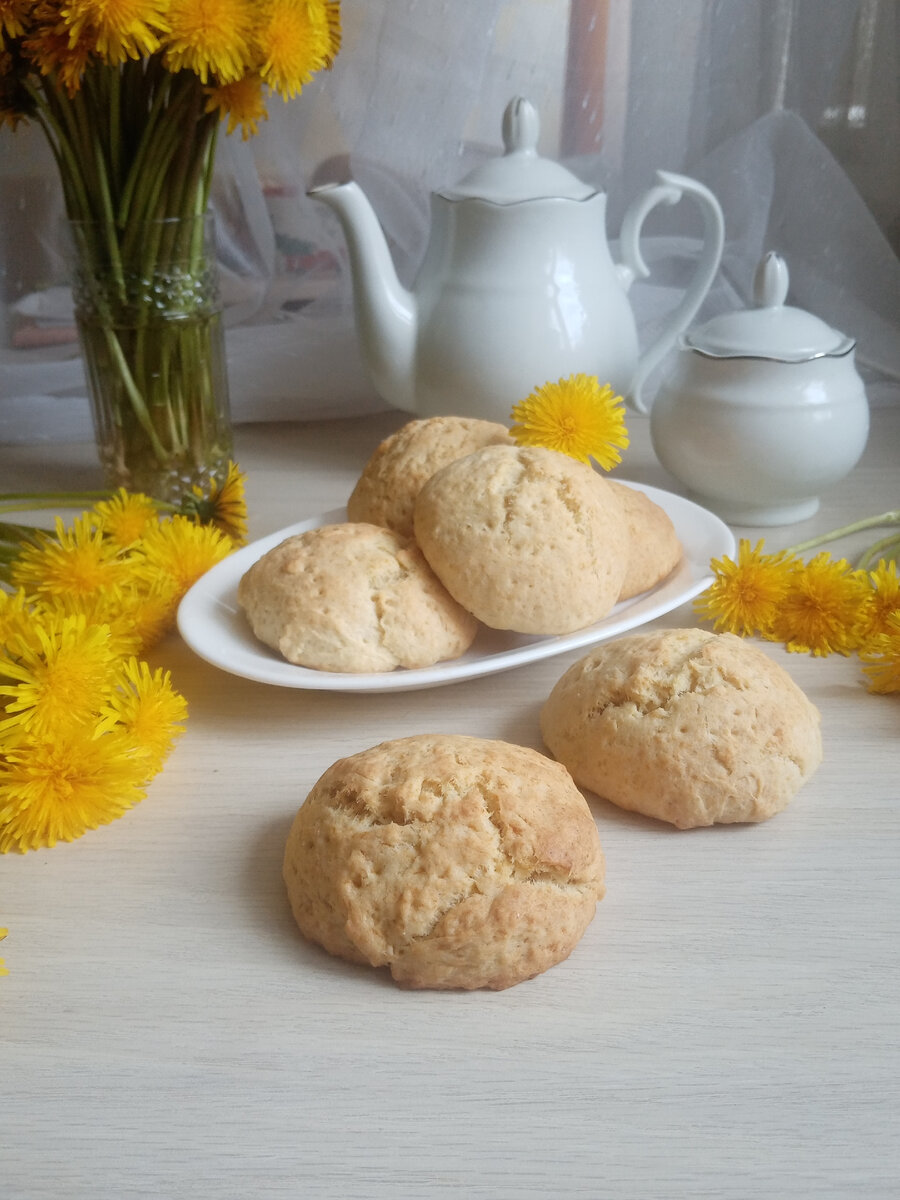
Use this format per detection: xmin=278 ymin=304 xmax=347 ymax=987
xmin=618 ymin=171 xmax=724 ymax=415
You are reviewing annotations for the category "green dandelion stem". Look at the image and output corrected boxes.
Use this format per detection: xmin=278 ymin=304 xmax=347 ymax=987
xmin=858 ymin=534 xmax=900 ymax=572
xmin=23 ymin=83 xmax=95 ymax=224
xmin=0 ymin=491 xmax=183 ymax=519
xmin=116 ymin=71 xmax=175 ymax=227
xmin=784 ymin=510 xmax=900 ymax=556
xmin=0 ymin=522 xmax=51 ymax=543
xmin=0 ymin=492 xmax=113 ymax=514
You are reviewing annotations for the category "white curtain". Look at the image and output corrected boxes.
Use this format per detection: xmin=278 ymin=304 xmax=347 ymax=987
xmin=1 ymin=0 xmax=898 ymax=442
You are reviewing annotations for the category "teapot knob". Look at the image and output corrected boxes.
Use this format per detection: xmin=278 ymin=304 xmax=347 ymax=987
xmin=753 ymin=251 xmax=790 ymax=309
xmin=502 ymin=97 xmax=540 ymax=157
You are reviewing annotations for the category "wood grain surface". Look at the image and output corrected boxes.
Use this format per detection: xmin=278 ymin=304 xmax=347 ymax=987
xmin=3 ymin=407 xmax=898 ymax=1199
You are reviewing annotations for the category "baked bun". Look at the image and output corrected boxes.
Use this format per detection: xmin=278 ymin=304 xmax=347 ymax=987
xmin=237 ymin=523 xmax=478 ymax=673
xmin=283 ymin=734 xmax=606 ymax=990
xmin=541 ymin=628 xmax=822 ymax=829
xmin=347 ymin=416 xmax=513 ymax=538
xmin=607 ymin=480 xmax=683 ymax=600
xmin=413 ymin=444 xmax=628 ymax=635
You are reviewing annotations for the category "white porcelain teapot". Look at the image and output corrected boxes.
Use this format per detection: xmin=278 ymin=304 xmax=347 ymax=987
xmin=310 ymin=97 xmax=725 ymax=421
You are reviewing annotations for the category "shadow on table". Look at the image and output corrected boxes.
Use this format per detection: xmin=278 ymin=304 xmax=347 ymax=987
xmin=241 ymin=811 xmax=397 ymax=990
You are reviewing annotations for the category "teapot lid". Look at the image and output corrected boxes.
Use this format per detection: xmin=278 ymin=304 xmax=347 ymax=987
xmin=683 ymin=252 xmax=855 ymax=362
xmin=439 ymin=97 xmax=596 ymax=204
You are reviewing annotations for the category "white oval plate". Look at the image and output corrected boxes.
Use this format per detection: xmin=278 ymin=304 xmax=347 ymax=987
xmin=177 ymin=483 xmax=734 ymax=693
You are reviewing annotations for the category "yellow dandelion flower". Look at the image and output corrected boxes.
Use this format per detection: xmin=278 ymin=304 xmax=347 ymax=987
xmin=91 ymin=488 xmax=160 ymax=548
xmin=60 ymin=0 xmax=168 ymax=65
xmin=163 ymin=0 xmax=252 ymax=85
xmin=137 ymin=514 xmax=234 ymax=599
xmin=23 ymin=5 xmax=97 ymax=96
xmin=0 ymin=726 xmax=150 ymax=852
xmin=510 ymin=374 xmax=630 ymax=470
xmin=1 ymin=0 xmax=30 ymax=38
xmin=10 ymin=514 xmax=131 ymax=604
xmin=856 ymin=558 xmax=900 ymax=647
xmin=204 ymin=74 xmax=268 ymax=139
xmin=0 ymin=925 xmax=7 ymax=976
xmin=771 ymin=552 xmax=871 ymax=657
xmin=30 ymin=562 xmax=179 ymax=652
xmin=322 ymin=0 xmax=340 ymax=62
xmin=181 ymin=460 xmax=248 ymax=543
xmin=860 ymin=610 xmax=900 ymax=694
xmin=31 ymin=590 xmax=144 ymax=659
xmin=256 ymin=0 xmax=333 ymax=100
xmin=0 ymin=105 xmax=23 ymax=132
xmin=117 ymin=576 xmax=182 ymax=650
xmin=0 ymin=588 xmax=32 ymax=647
xmin=694 ymin=539 xmax=797 ymax=637
xmin=0 ymin=611 xmax=121 ymax=738
xmin=98 ymin=658 xmax=187 ymax=773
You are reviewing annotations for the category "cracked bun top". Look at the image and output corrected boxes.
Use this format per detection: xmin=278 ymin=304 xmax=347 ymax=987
xmin=413 ymin=444 xmax=629 ymax=635
xmin=540 ymin=628 xmax=823 ymax=829
xmin=237 ymin=523 xmax=478 ymax=673
xmin=347 ymin=416 xmax=514 ymax=539
xmin=282 ymin=734 xmax=605 ymax=990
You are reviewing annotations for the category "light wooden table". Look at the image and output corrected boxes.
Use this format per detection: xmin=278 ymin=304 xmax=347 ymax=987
xmin=3 ymin=406 xmax=899 ymax=1200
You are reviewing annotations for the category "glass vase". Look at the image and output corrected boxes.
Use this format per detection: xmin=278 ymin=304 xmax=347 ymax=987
xmin=68 ymin=213 xmax=234 ymax=504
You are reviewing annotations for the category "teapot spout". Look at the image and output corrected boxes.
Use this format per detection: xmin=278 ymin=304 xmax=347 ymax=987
xmin=308 ymin=180 xmax=417 ymax=410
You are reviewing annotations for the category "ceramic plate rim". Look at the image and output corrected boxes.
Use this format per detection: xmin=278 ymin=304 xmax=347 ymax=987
xmin=176 ymin=482 xmax=735 ymax=693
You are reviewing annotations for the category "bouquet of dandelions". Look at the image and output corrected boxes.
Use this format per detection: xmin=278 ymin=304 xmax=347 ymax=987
xmin=0 ymin=465 xmax=247 ymax=855
xmin=0 ymin=1 xmax=340 ymax=500
xmin=507 ymin=373 xmax=899 ymax=694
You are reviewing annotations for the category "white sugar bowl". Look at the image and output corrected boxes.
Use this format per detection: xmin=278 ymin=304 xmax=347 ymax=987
xmin=648 ymin=252 xmax=869 ymax=525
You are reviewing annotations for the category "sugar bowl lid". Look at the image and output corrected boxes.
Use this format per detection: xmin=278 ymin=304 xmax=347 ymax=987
xmin=439 ymin=97 xmax=596 ymax=204
xmin=683 ymin=252 xmax=855 ymax=362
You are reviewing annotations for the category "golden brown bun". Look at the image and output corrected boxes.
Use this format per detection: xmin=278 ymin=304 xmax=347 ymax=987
xmin=413 ymin=445 xmax=628 ymax=635
xmin=607 ymin=480 xmax=683 ymax=600
xmin=283 ymin=734 xmax=605 ymax=989
xmin=237 ymin=523 xmax=477 ymax=673
xmin=347 ymin=416 xmax=513 ymax=538
xmin=541 ymin=628 xmax=823 ymax=829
